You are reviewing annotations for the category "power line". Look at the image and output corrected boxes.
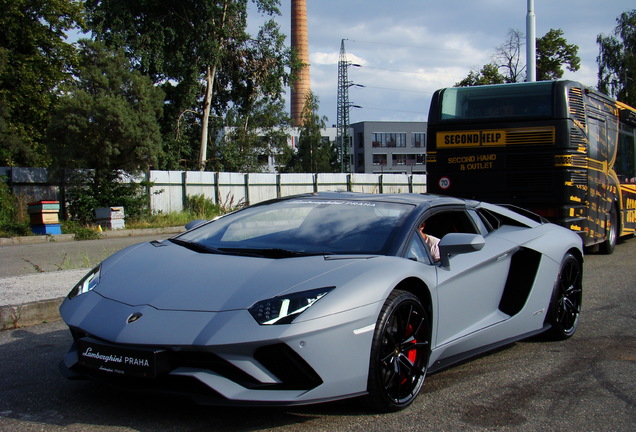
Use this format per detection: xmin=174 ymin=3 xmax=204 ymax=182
xmin=357 ymin=106 xmax=427 ymax=115
xmin=359 ymin=84 xmax=433 ymax=95
xmin=358 ymin=65 xmax=430 ymax=76
xmin=348 ymin=38 xmax=485 ymax=55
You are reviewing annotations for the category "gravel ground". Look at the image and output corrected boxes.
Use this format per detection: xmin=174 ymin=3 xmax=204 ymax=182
xmin=0 ymin=268 xmax=89 ymax=306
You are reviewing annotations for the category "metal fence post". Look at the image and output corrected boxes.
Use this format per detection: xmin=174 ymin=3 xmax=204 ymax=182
xmin=244 ymin=173 xmax=250 ymax=205
xmin=214 ymin=172 xmax=220 ymax=205
xmin=181 ymin=171 xmax=188 ymax=209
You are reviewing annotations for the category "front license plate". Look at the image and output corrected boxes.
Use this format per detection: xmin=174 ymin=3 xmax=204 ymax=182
xmin=78 ymin=337 xmax=168 ymax=378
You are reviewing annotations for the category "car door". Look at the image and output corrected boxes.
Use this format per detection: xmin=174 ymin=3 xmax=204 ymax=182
xmin=425 ymin=209 xmax=518 ymax=349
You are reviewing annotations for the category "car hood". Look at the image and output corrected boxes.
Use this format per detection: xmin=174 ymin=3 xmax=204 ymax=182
xmin=94 ymin=240 xmax=368 ymax=312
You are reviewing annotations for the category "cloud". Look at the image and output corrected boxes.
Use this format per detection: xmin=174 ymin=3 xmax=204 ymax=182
xmin=310 ymin=51 xmax=367 ymax=66
xmin=253 ymin=0 xmax=634 ymax=123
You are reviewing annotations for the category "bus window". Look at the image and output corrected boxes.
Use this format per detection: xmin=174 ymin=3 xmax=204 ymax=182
xmin=616 ymin=127 xmax=636 ymax=183
xmin=440 ymin=82 xmax=553 ymax=121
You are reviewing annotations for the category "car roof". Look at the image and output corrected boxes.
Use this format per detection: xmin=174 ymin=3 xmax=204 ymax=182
xmin=283 ymin=191 xmax=476 ymax=208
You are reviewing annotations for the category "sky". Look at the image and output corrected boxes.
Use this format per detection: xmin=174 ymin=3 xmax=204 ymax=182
xmin=249 ymin=0 xmax=634 ymax=126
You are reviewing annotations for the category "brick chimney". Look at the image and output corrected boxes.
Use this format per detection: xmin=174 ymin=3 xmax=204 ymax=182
xmin=290 ymin=0 xmax=310 ymax=126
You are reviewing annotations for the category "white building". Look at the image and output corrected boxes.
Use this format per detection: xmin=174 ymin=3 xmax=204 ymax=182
xmin=351 ymin=121 xmax=428 ymax=174
xmin=221 ymin=122 xmax=427 ymax=174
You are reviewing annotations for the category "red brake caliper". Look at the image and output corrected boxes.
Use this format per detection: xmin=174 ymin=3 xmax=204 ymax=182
xmin=400 ymin=324 xmax=417 ymax=384
xmin=407 ymin=324 xmax=417 ymax=363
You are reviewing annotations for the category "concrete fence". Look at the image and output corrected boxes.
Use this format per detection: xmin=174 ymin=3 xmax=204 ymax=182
xmin=2 ymin=167 xmax=427 ymax=214
xmin=0 ymin=167 xmax=57 ymax=202
xmin=148 ymin=171 xmax=427 ymax=213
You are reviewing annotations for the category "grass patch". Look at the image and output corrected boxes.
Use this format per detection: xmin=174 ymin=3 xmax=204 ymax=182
xmin=125 ymin=211 xmax=210 ymax=229
xmin=0 ymin=194 xmax=235 ymax=238
xmin=61 ymin=220 xmax=101 ymax=240
xmin=0 ymin=221 xmax=31 ymax=238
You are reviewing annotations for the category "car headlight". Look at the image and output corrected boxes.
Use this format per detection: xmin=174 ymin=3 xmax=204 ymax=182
xmin=68 ymin=266 xmax=101 ymax=300
xmin=249 ymin=287 xmax=334 ymax=325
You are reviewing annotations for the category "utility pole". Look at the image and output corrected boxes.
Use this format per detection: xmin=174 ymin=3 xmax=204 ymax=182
xmin=526 ymin=0 xmax=536 ymax=82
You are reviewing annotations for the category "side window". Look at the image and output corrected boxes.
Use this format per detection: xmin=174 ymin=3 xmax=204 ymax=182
xmin=405 ymin=235 xmax=431 ymax=263
xmin=470 ymin=209 xmax=495 ymax=235
xmin=421 ymin=210 xmax=478 ymax=239
xmin=412 ymin=209 xmax=477 ymax=264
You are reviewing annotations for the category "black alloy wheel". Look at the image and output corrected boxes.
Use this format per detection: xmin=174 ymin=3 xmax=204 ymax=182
xmin=367 ymin=290 xmax=430 ymax=412
xmin=545 ymin=252 xmax=583 ymax=340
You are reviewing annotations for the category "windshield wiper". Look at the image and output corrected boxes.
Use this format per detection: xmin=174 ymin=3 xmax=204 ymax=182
xmin=218 ymin=247 xmax=332 ymax=258
xmin=168 ymin=238 xmax=222 ymax=254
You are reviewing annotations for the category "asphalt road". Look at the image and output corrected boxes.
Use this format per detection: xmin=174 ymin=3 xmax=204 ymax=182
xmin=0 ymin=237 xmax=634 ymax=431
xmin=0 ymin=234 xmax=175 ymax=278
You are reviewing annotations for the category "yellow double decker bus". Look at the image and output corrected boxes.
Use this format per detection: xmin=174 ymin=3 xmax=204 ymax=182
xmin=427 ymin=80 xmax=636 ymax=253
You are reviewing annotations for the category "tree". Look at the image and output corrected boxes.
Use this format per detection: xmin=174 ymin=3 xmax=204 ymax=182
xmin=597 ymin=10 xmax=636 ymax=107
xmin=456 ymin=28 xmax=580 ymax=86
xmin=494 ymin=29 xmax=525 ymax=83
xmin=86 ymin=0 xmax=296 ymax=170
xmin=455 ymin=63 xmax=505 ymax=87
xmin=46 ymin=40 xmax=164 ymax=221
xmin=536 ymin=29 xmax=580 ymax=81
xmin=286 ymin=92 xmax=337 ymax=173
xmin=0 ymin=0 xmax=85 ymax=167
xmin=213 ymin=99 xmax=291 ymax=173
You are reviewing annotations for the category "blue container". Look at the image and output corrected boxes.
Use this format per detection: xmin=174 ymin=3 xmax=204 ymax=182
xmin=31 ymin=224 xmax=62 ymax=235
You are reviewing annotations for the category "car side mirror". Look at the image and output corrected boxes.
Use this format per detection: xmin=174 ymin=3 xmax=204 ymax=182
xmin=185 ymin=219 xmax=208 ymax=230
xmin=438 ymin=233 xmax=485 ymax=269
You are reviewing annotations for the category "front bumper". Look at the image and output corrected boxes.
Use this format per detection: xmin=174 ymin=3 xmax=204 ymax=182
xmin=60 ymin=291 xmax=381 ymax=406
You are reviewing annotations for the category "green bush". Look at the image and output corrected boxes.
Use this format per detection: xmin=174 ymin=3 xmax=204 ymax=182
xmin=64 ymin=171 xmax=152 ymax=224
xmin=0 ymin=177 xmax=15 ymax=228
xmin=185 ymin=194 xmax=223 ymax=219
xmin=0 ymin=177 xmax=30 ymax=237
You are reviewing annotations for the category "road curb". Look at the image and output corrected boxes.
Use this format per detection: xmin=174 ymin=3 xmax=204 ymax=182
xmin=0 ymin=297 xmax=64 ymax=330
xmin=0 ymin=234 xmax=75 ymax=246
xmin=0 ymin=226 xmax=185 ymax=247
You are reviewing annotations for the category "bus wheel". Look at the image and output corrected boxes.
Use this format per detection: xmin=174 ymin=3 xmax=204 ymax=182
xmin=599 ymin=206 xmax=618 ymax=254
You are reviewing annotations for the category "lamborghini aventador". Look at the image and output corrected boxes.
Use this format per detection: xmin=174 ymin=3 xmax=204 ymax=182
xmin=60 ymin=192 xmax=583 ymax=411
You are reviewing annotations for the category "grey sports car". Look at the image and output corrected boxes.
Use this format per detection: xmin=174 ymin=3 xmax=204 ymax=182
xmin=60 ymin=192 xmax=583 ymax=411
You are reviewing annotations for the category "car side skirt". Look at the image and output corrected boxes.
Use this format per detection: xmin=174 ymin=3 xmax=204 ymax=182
xmin=427 ymin=324 xmax=550 ymax=374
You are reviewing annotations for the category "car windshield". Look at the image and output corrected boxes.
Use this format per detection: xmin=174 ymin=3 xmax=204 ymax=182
xmin=175 ymin=198 xmax=415 ymax=256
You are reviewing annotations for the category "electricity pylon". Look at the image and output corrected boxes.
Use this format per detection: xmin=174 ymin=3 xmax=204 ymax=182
xmin=336 ymin=39 xmax=352 ymax=173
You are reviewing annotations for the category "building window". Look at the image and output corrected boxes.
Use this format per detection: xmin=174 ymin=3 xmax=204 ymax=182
xmin=386 ymin=133 xmax=396 ymax=147
xmin=412 ymin=133 xmax=426 ymax=148
xmin=257 ymin=154 xmax=269 ymax=165
xmin=392 ymin=154 xmax=407 ymax=165
xmin=373 ymin=154 xmax=387 ymax=165
xmin=401 ymin=154 xmax=426 ymax=164
xmin=372 ymin=133 xmax=383 ymax=147
xmin=372 ymin=132 xmax=407 ymax=147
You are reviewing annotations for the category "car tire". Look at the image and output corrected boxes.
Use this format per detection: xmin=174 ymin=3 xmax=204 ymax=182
xmin=544 ymin=253 xmax=583 ymax=340
xmin=366 ymin=290 xmax=430 ymax=412
xmin=599 ymin=206 xmax=618 ymax=254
